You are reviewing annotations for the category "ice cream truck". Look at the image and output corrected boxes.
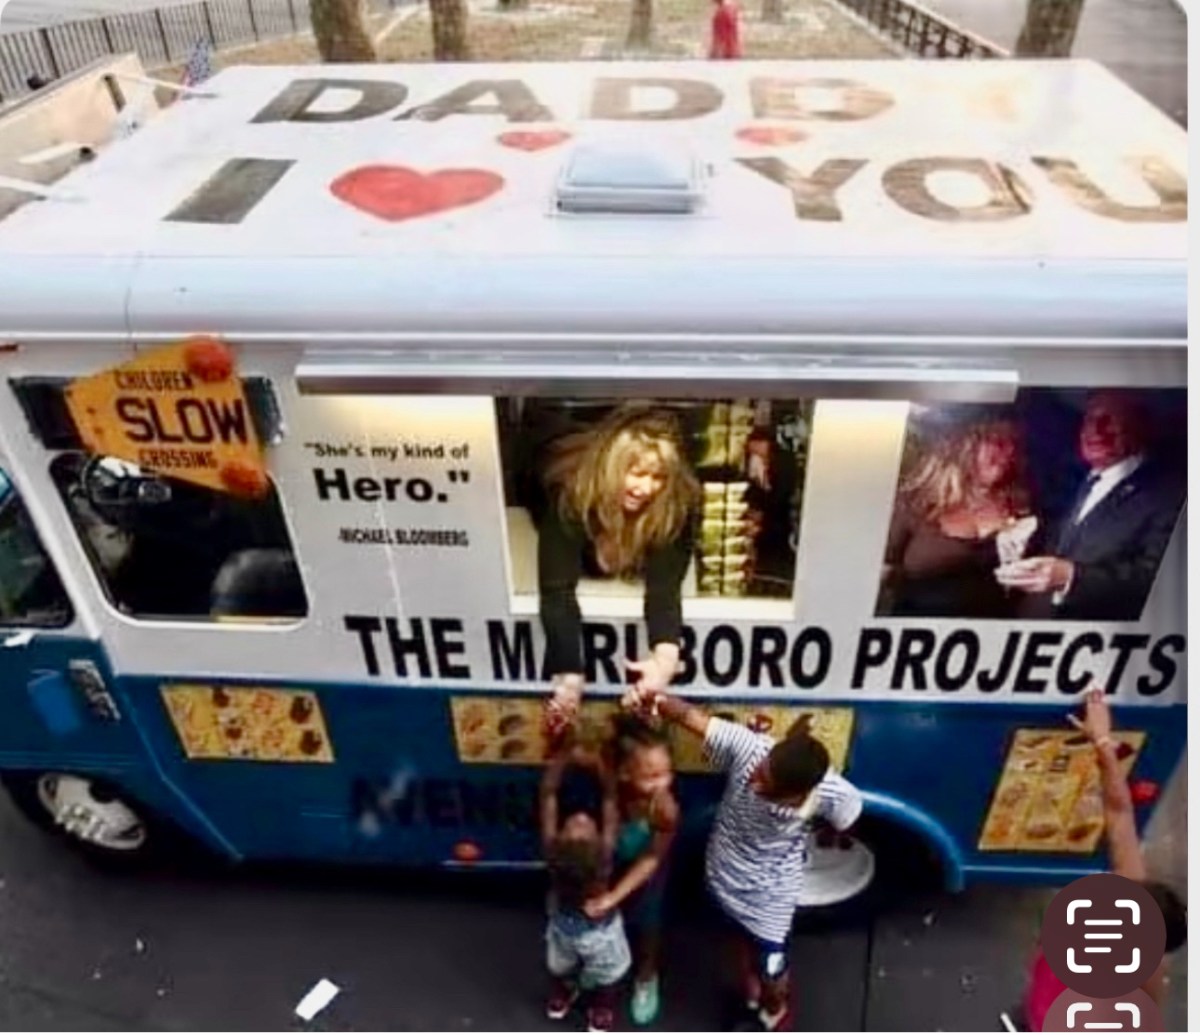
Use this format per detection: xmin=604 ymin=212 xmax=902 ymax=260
xmin=0 ymin=59 xmax=1185 ymax=905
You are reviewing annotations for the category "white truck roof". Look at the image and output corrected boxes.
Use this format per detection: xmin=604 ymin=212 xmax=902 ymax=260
xmin=0 ymin=59 xmax=1186 ymax=343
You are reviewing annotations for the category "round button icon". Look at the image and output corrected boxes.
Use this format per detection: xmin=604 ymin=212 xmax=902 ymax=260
xmin=1044 ymin=988 xmax=1163 ymax=1032
xmin=1042 ymin=874 xmax=1166 ymax=998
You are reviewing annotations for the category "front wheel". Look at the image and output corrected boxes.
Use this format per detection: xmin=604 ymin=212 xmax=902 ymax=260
xmin=2 ymin=771 xmax=176 ymax=868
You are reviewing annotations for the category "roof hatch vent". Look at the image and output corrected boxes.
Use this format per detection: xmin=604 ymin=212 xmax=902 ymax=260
xmin=553 ymin=139 xmax=709 ymax=215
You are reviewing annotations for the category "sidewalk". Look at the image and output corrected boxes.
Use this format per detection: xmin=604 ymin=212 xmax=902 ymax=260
xmin=920 ymin=0 xmax=1187 ymax=124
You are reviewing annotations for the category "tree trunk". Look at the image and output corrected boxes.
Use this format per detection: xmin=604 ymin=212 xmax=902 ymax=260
xmin=429 ymin=0 xmax=471 ymax=59
xmin=625 ymin=0 xmax=653 ymax=48
xmin=498 ymin=0 xmax=529 ymax=11
xmin=1014 ymin=0 xmax=1085 ymax=56
xmin=760 ymin=0 xmax=783 ymax=22
xmin=310 ymin=0 xmax=377 ymax=62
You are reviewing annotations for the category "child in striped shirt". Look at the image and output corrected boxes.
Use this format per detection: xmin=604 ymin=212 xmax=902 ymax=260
xmin=625 ymin=688 xmax=863 ymax=1032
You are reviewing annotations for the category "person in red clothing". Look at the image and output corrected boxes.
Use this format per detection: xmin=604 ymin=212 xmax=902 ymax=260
xmin=709 ymin=0 xmax=742 ymax=59
xmin=1016 ymin=690 xmax=1186 ymax=1031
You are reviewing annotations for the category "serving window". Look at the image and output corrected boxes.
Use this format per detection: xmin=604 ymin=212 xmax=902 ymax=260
xmin=495 ymin=397 xmax=813 ymax=618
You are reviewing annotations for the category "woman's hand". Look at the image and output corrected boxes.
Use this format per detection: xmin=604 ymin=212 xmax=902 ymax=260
xmin=623 ymin=646 xmax=678 ymax=718
xmin=583 ymin=891 xmax=618 ymax=920
xmin=1069 ymin=687 xmax=1114 ymax=747
xmin=626 ymin=656 xmax=672 ymax=696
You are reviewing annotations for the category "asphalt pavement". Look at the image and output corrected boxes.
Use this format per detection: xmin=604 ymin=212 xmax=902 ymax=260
xmin=0 ymin=782 xmax=1187 ymax=1032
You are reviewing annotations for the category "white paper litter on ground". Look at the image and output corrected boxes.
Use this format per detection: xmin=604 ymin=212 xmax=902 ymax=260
xmin=295 ymin=979 xmax=340 ymax=1021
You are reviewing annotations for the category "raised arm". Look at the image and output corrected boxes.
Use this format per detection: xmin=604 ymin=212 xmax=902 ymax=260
xmin=1070 ymin=689 xmax=1145 ymax=881
xmin=1069 ymin=689 xmax=1175 ymax=1003
xmin=623 ymin=688 xmax=766 ymax=776
xmin=624 ymin=689 xmax=710 ymax=740
xmin=539 ymin=753 xmax=568 ymax=852
xmin=600 ymin=761 xmax=620 ymax=862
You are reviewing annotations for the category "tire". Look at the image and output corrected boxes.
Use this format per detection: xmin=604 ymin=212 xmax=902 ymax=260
xmin=0 ymin=770 xmax=195 ymax=871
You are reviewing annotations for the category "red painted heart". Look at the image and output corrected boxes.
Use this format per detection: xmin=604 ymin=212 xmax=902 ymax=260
xmin=496 ymin=129 xmax=572 ymax=152
xmin=736 ymin=126 xmax=807 ymax=147
xmin=330 ymin=165 xmax=505 ymax=222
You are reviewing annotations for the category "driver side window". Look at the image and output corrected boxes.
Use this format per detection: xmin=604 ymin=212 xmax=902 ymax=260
xmin=49 ymin=453 xmax=308 ymax=623
xmin=0 ymin=466 xmax=72 ymax=627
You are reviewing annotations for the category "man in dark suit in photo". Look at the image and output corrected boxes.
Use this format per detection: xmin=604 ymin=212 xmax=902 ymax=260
xmin=998 ymin=390 xmax=1185 ymax=621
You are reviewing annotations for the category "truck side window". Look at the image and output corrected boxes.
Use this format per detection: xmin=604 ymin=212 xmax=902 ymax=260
xmin=49 ymin=452 xmax=308 ymax=623
xmin=0 ymin=467 xmax=73 ymax=627
xmin=497 ymin=398 xmax=812 ymax=603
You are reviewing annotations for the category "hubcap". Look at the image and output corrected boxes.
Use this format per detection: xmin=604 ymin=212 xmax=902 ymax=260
xmin=35 ymin=774 xmax=147 ymax=852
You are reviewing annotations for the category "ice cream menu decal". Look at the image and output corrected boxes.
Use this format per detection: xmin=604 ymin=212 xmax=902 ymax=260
xmin=450 ymin=695 xmax=854 ymax=774
xmin=979 ymin=728 xmax=1144 ymax=854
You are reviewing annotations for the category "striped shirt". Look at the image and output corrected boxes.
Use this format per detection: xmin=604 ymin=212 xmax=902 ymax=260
xmin=703 ymin=718 xmax=863 ymax=944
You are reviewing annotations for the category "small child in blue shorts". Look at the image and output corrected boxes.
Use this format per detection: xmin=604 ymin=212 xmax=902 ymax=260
xmin=540 ymin=723 xmax=631 ymax=1032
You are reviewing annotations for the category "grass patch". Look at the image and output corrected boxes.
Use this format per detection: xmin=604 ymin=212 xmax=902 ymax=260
xmin=376 ymin=0 xmax=894 ymax=60
xmin=161 ymin=0 xmax=893 ymax=73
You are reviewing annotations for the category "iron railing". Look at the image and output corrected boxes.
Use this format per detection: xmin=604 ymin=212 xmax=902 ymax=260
xmin=836 ymin=0 xmax=1008 ymax=58
xmin=0 ymin=0 xmax=407 ymax=103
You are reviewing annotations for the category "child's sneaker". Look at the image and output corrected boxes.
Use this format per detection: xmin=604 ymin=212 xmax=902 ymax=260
xmin=546 ymin=983 xmax=579 ymax=1020
xmin=586 ymin=1005 xmax=616 ymax=1032
xmin=630 ymin=975 xmax=661 ymax=1026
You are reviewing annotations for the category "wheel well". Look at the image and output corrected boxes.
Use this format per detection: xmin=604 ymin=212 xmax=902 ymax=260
xmin=858 ymin=792 xmax=965 ymax=894
xmin=670 ymin=789 xmax=964 ymax=900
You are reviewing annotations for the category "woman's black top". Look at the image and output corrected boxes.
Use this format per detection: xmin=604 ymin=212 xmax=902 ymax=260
xmin=882 ymin=503 xmax=1013 ymax=619
xmin=538 ymin=504 xmax=693 ymax=676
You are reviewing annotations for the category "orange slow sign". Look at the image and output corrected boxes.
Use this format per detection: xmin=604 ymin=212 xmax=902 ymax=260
xmin=65 ymin=338 xmax=269 ymax=497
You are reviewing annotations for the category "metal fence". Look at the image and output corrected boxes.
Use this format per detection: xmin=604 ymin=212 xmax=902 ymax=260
xmin=0 ymin=0 xmax=405 ymax=103
xmin=836 ymin=0 xmax=1007 ymax=58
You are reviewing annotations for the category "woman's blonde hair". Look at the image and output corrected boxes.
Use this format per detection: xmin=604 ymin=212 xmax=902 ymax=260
xmin=900 ymin=418 xmax=1029 ymax=521
xmin=543 ymin=405 xmax=699 ymax=575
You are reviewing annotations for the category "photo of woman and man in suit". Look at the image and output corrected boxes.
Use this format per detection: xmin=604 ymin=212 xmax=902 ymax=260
xmin=878 ymin=387 xmax=1187 ymax=623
